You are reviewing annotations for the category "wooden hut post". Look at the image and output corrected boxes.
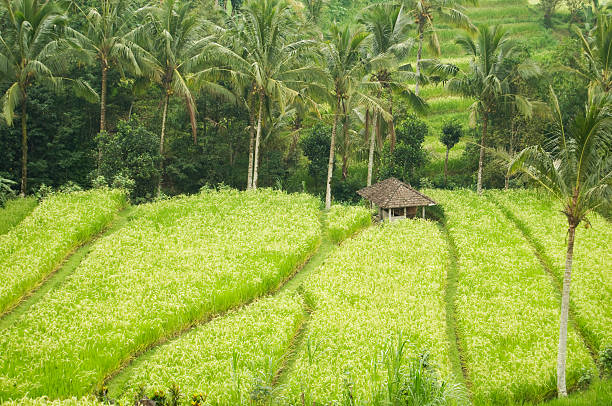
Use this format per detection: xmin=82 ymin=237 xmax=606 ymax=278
xmin=422 ymin=206 xmax=425 ymax=219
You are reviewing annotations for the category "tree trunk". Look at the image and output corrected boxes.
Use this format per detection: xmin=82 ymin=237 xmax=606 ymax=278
xmin=158 ymin=92 xmax=170 ymax=196
xmin=20 ymin=98 xmax=27 ymax=197
xmin=367 ymin=110 xmax=375 ymax=187
xmin=477 ymin=115 xmax=487 ymax=195
xmin=252 ymin=92 xmax=264 ymax=190
xmin=325 ymin=97 xmax=340 ymax=210
xmin=100 ymin=61 xmax=108 ymax=133
xmin=389 ymin=92 xmax=396 ymax=153
xmin=557 ymin=223 xmax=576 ymax=398
xmin=415 ymin=27 xmax=424 ymax=96
xmin=342 ymin=100 xmax=349 ymax=180
xmin=444 ymin=147 xmax=449 ymax=187
xmin=246 ymin=96 xmax=256 ymax=190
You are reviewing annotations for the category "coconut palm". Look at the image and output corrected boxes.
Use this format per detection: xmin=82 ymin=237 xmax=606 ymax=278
xmin=321 ymin=23 xmax=390 ymax=209
xmin=136 ymin=0 xmax=232 ymax=194
xmin=360 ymin=2 xmax=426 ymax=185
xmin=0 ymin=0 xmax=98 ymax=196
xmin=447 ymin=25 xmax=540 ymax=194
xmin=213 ymin=0 xmax=318 ymax=190
xmin=66 ymin=0 xmax=149 ymax=134
xmin=509 ymin=90 xmax=612 ymax=398
xmin=300 ymin=0 xmax=326 ymax=24
xmin=403 ymin=0 xmax=477 ymax=95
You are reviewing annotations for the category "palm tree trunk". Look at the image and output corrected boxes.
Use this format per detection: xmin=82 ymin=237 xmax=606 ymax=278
xmin=158 ymin=92 xmax=170 ymax=196
xmin=252 ymin=92 xmax=264 ymax=190
xmin=477 ymin=115 xmax=488 ymax=195
xmin=389 ymin=92 xmax=396 ymax=153
xmin=342 ymin=101 xmax=349 ymax=180
xmin=20 ymin=99 xmax=27 ymax=197
xmin=415 ymin=27 xmax=424 ymax=96
xmin=246 ymin=99 xmax=256 ymax=190
xmin=367 ymin=110 xmax=375 ymax=187
xmin=557 ymin=223 xmax=576 ymax=398
xmin=444 ymin=147 xmax=449 ymax=187
xmin=325 ymin=97 xmax=340 ymax=210
xmin=100 ymin=62 xmax=108 ymax=133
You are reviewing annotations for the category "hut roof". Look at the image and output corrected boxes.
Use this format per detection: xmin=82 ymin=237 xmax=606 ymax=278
xmin=357 ymin=177 xmax=437 ymax=209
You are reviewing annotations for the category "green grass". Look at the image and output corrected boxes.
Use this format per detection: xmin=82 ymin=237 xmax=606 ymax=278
xmin=426 ymin=190 xmax=594 ymax=405
xmin=529 ymin=379 xmax=612 ymax=406
xmin=490 ymin=189 xmax=612 ymax=351
xmin=285 ymin=219 xmax=454 ymax=404
xmin=0 ymin=196 xmax=37 ymax=235
xmin=0 ymin=189 xmax=126 ymax=316
xmin=325 ymin=204 xmax=372 ymax=244
xmin=0 ymin=189 xmax=321 ymax=401
xmin=109 ymin=292 xmax=306 ymax=405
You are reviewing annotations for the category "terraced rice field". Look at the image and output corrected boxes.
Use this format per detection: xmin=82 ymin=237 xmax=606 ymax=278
xmin=285 ymin=220 xmax=452 ymax=404
xmin=418 ymin=0 xmax=562 ymax=161
xmin=1 ymin=188 xmax=610 ymax=405
xmin=428 ymin=190 xmax=595 ymax=404
xmin=0 ymin=197 xmax=37 ymax=235
xmin=490 ymin=190 xmax=612 ymax=351
xmin=0 ymin=189 xmax=126 ymax=315
xmin=0 ymin=189 xmax=320 ymax=400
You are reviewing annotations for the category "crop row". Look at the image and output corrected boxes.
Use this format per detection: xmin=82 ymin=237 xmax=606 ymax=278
xmin=284 ymin=220 xmax=452 ymax=404
xmin=0 ymin=196 xmax=37 ymax=235
xmin=0 ymin=189 xmax=126 ymax=315
xmin=490 ymin=189 xmax=612 ymax=351
xmin=110 ymin=292 xmax=305 ymax=405
xmin=0 ymin=189 xmax=321 ymax=401
xmin=427 ymin=189 xmax=594 ymax=404
xmin=325 ymin=204 xmax=372 ymax=243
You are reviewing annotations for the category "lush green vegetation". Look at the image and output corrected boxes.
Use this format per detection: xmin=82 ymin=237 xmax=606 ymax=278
xmin=427 ymin=189 xmax=594 ymax=404
xmin=325 ymin=204 xmax=372 ymax=243
xmin=0 ymin=189 xmax=126 ymax=315
xmin=285 ymin=220 xmax=453 ymax=404
xmin=0 ymin=189 xmax=320 ymax=400
xmin=110 ymin=292 xmax=306 ymax=404
xmin=0 ymin=197 xmax=37 ymax=235
xmin=491 ymin=190 xmax=612 ymax=351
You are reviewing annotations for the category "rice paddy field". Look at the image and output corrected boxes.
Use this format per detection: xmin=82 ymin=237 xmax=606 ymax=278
xmin=418 ymin=0 xmax=566 ymax=163
xmin=0 ymin=186 xmax=610 ymax=405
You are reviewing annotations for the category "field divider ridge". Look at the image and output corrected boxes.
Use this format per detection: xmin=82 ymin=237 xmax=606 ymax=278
xmin=438 ymin=222 xmax=474 ymax=402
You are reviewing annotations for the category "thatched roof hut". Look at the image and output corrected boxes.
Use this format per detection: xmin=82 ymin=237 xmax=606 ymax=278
xmin=357 ymin=177 xmax=437 ymax=221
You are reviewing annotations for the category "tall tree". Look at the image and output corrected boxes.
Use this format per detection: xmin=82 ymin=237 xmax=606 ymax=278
xmin=321 ymin=24 xmax=387 ymax=209
xmin=67 ymin=0 xmax=149 ymax=135
xmin=360 ymin=1 xmax=424 ymax=170
xmin=509 ymin=90 xmax=611 ymax=398
xmin=447 ymin=25 xmax=540 ymax=194
xmin=440 ymin=119 xmax=463 ymax=186
xmin=0 ymin=0 xmax=98 ymax=196
xmin=403 ymin=0 xmax=477 ymax=96
xmin=136 ymin=0 xmax=231 ymax=194
xmin=215 ymin=0 xmax=317 ymax=189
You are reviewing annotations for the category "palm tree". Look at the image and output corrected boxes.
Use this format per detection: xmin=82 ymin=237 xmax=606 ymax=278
xmin=67 ymin=0 xmax=149 ymax=135
xmin=0 ymin=0 xmax=98 ymax=196
xmin=360 ymin=2 xmax=425 ymax=185
xmin=300 ymin=0 xmax=326 ymax=24
xmin=321 ymin=24 xmax=389 ymax=209
xmin=403 ymin=0 xmax=477 ymax=95
xmin=571 ymin=10 xmax=611 ymax=95
xmin=136 ymin=0 xmax=231 ymax=194
xmin=509 ymin=90 xmax=611 ymax=398
xmin=447 ymin=25 xmax=540 ymax=194
xmin=214 ymin=0 xmax=318 ymax=190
